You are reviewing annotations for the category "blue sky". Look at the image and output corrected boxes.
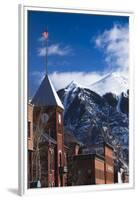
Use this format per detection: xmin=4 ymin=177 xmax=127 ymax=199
xmin=28 ymin=10 xmax=129 ymax=98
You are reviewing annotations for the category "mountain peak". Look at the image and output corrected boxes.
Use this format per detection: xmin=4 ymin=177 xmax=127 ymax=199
xmin=88 ymin=72 xmax=128 ymax=96
xmin=65 ymin=80 xmax=83 ymax=91
xmin=67 ymin=80 xmax=78 ymax=87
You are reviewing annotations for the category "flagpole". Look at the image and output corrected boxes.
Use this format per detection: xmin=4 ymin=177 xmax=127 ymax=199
xmin=46 ymin=33 xmax=48 ymax=75
xmin=42 ymin=28 xmax=48 ymax=75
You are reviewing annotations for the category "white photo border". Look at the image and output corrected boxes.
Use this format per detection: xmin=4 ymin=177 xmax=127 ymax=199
xmin=18 ymin=4 xmax=135 ymax=196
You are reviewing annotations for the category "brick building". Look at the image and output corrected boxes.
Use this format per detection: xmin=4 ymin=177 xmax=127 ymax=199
xmin=27 ymin=74 xmax=124 ymax=188
xmin=28 ymin=74 xmax=67 ymax=188
xmin=67 ymin=142 xmax=114 ymax=186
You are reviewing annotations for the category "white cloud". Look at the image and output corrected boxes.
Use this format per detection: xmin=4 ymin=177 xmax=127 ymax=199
xmin=31 ymin=71 xmax=104 ymax=91
xmin=95 ymin=24 xmax=129 ymax=75
xmin=38 ymin=44 xmax=72 ymax=56
xmin=50 ymin=71 xmax=104 ymax=90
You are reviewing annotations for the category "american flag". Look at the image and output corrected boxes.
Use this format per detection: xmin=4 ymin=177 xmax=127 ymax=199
xmin=42 ymin=31 xmax=48 ymax=39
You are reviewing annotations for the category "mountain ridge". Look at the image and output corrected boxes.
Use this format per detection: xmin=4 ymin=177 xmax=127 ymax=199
xmin=57 ymin=79 xmax=129 ymax=171
xmin=88 ymin=72 xmax=128 ymax=95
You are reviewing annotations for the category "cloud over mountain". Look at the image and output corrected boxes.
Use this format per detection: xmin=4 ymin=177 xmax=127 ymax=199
xmin=95 ymin=24 xmax=129 ymax=75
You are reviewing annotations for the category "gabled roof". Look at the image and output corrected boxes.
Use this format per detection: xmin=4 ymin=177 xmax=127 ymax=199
xmin=31 ymin=75 xmax=64 ymax=109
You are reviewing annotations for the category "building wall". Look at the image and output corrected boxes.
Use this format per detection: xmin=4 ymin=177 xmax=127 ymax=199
xmin=121 ymin=171 xmax=129 ymax=183
xmin=39 ymin=144 xmax=49 ymax=187
xmin=72 ymin=158 xmax=93 ymax=185
xmin=27 ymin=104 xmax=34 ymax=188
xmin=55 ymin=107 xmax=65 ymax=187
xmin=48 ymin=148 xmax=55 ymax=187
xmin=28 ymin=104 xmax=33 ymax=151
xmin=28 ymin=150 xmax=33 ymax=187
xmin=123 ymin=174 xmax=129 ymax=183
xmin=71 ymin=155 xmax=105 ymax=186
xmin=64 ymin=149 xmax=68 ymax=186
xmin=104 ymin=145 xmax=114 ymax=184
xmin=95 ymin=157 xmax=105 ymax=184
xmin=33 ymin=105 xmax=66 ymax=187
xmin=38 ymin=143 xmax=56 ymax=187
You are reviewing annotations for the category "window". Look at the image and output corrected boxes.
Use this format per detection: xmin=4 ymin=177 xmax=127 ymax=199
xmin=58 ymin=113 xmax=62 ymax=124
xmin=59 ymin=152 xmax=62 ymax=167
xmin=28 ymin=121 xmax=31 ymax=138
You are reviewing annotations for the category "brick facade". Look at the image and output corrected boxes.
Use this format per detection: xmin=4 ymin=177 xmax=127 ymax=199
xmin=32 ymin=105 xmax=66 ymax=187
xmin=39 ymin=143 xmax=56 ymax=187
xmin=104 ymin=144 xmax=114 ymax=184
xmin=71 ymin=154 xmax=105 ymax=185
xmin=95 ymin=157 xmax=105 ymax=184
xmin=28 ymin=104 xmax=33 ymax=151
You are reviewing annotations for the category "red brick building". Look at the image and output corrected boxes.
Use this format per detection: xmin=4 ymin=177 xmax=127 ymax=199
xmin=29 ymin=74 xmax=67 ymax=188
xmin=27 ymin=74 xmax=116 ymax=188
xmin=67 ymin=142 xmax=114 ymax=186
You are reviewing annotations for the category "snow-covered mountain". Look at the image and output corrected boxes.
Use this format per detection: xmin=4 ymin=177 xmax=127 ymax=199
xmin=88 ymin=72 xmax=128 ymax=96
xmin=58 ymin=79 xmax=129 ymax=169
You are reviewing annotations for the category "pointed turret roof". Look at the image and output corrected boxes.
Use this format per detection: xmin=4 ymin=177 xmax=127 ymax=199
xmin=31 ymin=75 xmax=64 ymax=109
